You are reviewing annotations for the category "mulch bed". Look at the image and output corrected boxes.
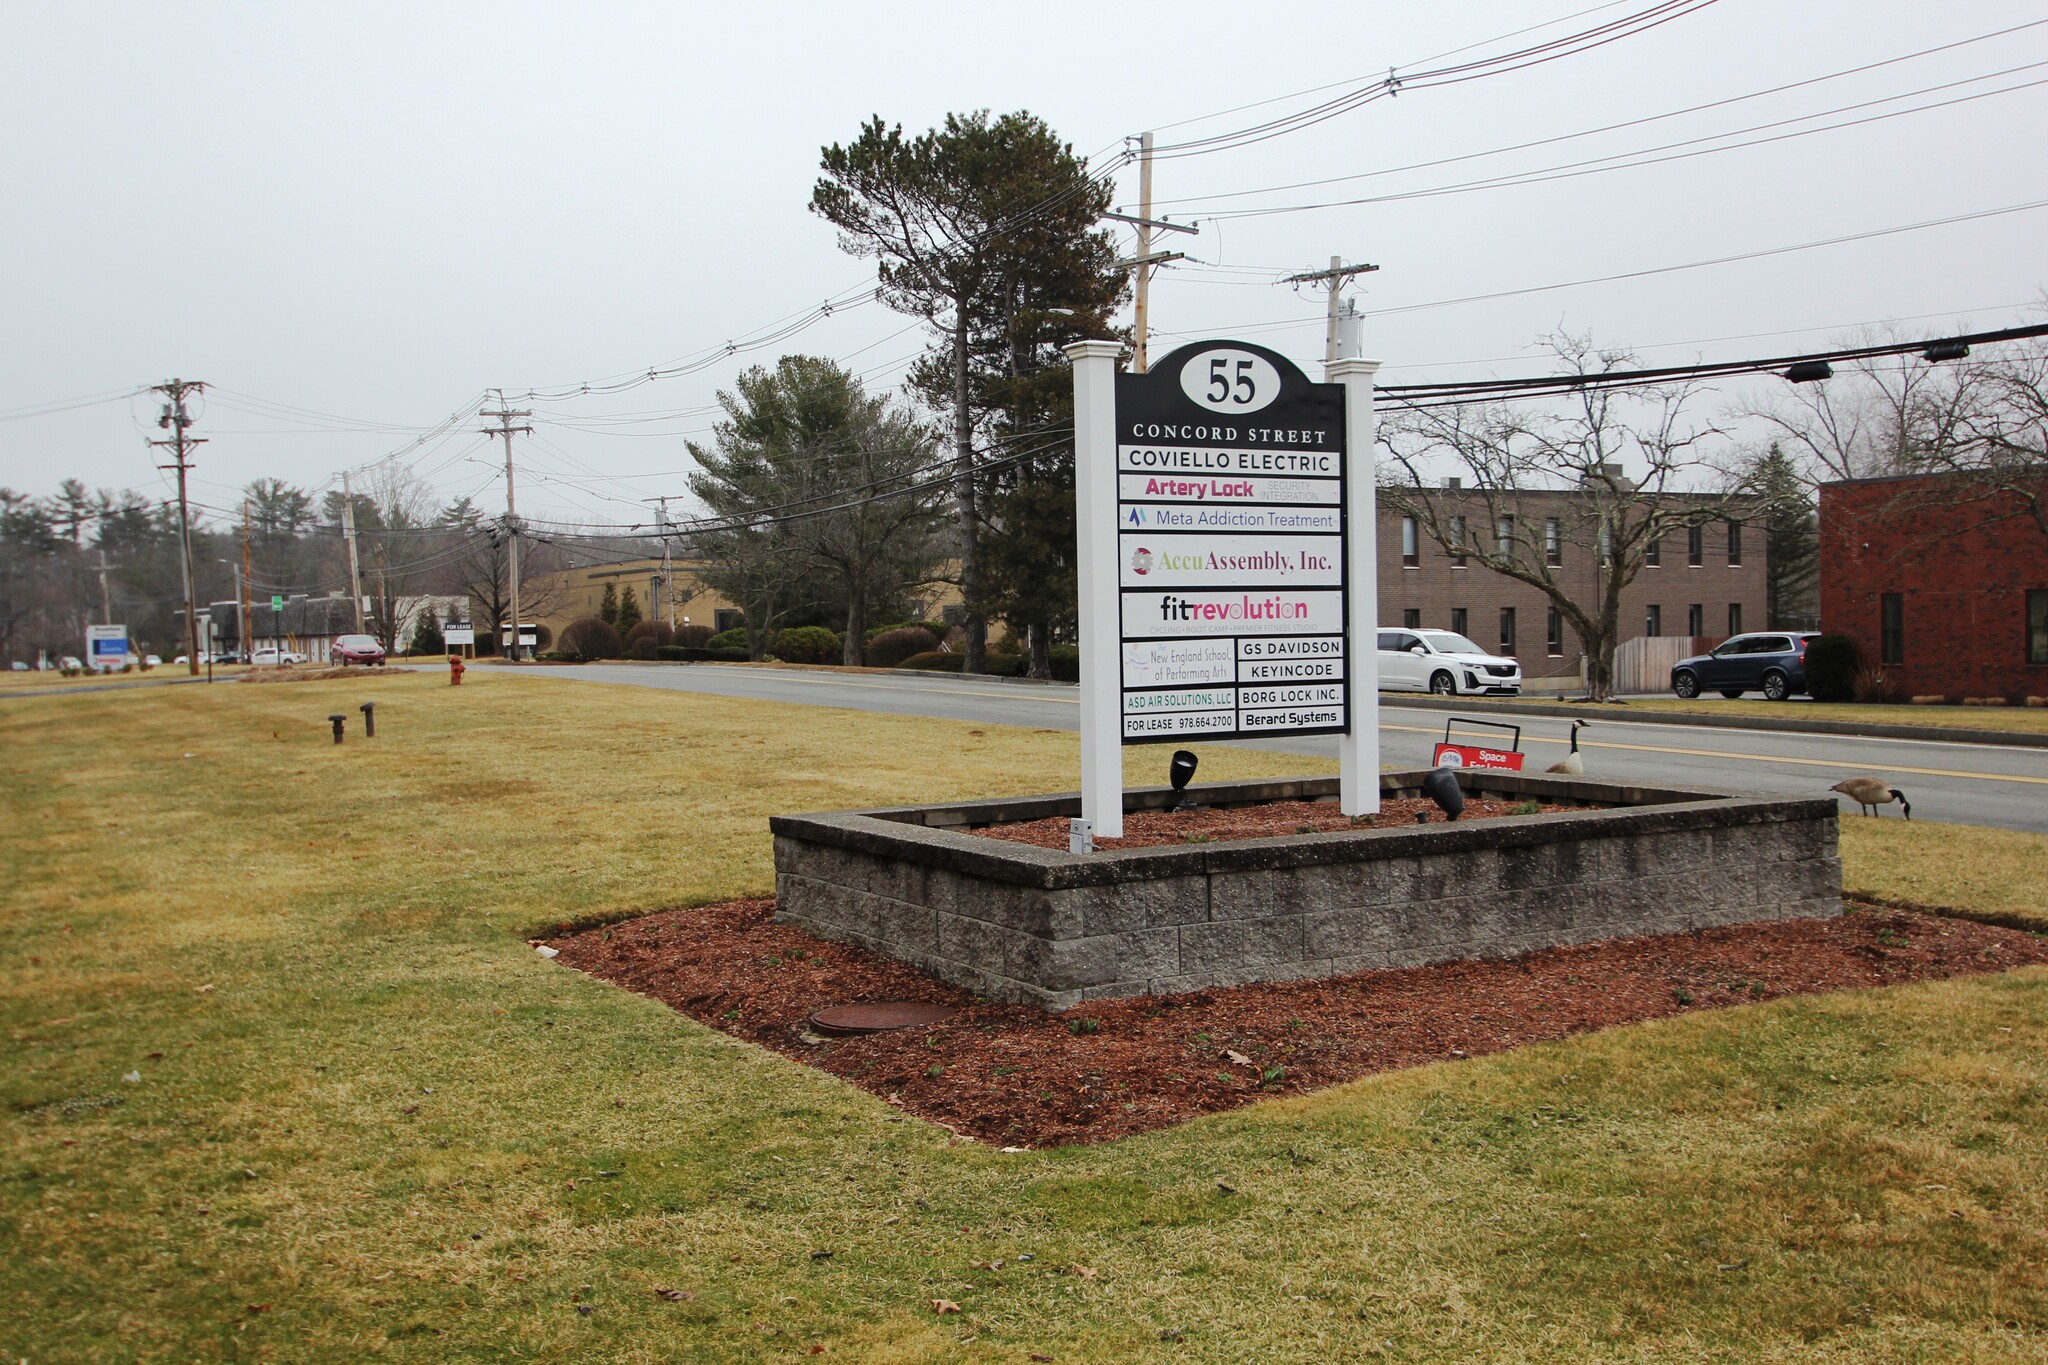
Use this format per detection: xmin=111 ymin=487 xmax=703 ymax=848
xmin=971 ymin=797 xmax=1583 ymax=851
xmin=546 ymin=900 xmax=2048 ymax=1148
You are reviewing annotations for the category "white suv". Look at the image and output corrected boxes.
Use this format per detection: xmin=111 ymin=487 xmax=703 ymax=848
xmin=1376 ymin=627 xmax=1523 ymax=696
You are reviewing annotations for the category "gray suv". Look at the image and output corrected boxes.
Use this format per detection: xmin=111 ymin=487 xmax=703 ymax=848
xmin=1670 ymin=631 xmax=1821 ymax=701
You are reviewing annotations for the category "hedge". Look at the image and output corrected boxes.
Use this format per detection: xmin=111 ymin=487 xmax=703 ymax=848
xmin=679 ymin=646 xmax=750 ymax=662
xmin=1803 ymin=634 xmax=1861 ymax=703
xmin=866 ymin=626 xmax=940 ymax=669
xmin=557 ymin=617 xmax=622 ymax=662
xmin=896 ymin=650 xmax=1024 ymax=677
xmin=770 ymin=626 xmax=841 ymax=665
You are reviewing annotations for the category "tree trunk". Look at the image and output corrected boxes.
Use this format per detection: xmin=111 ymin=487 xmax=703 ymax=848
xmin=952 ymin=305 xmax=985 ymax=674
xmin=843 ymin=568 xmax=866 ymax=666
xmin=1026 ymin=622 xmax=1050 ymax=679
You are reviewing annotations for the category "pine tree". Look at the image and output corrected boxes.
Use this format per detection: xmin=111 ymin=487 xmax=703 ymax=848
xmin=1751 ymin=443 xmax=1820 ymax=628
xmin=410 ymin=606 xmax=445 ymax=657
xmin=615 ymin=586 xmax=643 ymax=636
xmin=599 ymin=582 xmax=619 ymax=627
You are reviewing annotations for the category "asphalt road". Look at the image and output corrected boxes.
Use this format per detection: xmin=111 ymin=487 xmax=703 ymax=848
xmin=516 ymin=664 xmax=2048 ymax=835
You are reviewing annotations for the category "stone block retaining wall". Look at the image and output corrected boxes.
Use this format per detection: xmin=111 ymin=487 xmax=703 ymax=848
xmin=770 ymin=774 xmax=1841 ymax=1011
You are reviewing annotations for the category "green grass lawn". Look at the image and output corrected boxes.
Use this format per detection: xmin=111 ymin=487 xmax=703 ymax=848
xmin=4 ymin=671 xmax=2047 ymax=1362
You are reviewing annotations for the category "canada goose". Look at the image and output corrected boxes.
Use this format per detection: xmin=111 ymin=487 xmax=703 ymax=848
xmin=1830 ymin=777 xmax=1911 ymax=819
xmin=1545 ymin=720 xmax=1589 ymax=775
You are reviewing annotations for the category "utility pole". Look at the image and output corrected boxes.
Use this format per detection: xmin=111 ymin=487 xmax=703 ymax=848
xmin=1106 ymin=134 xmax=1198 ymax=373
xmin=644 ymin=495 xmax=676 ymax=629
xmin=1281 ymin=257 xmax=1381 ymax=364
xmin=149 ymin=378 xmax=207 ymax=674
xmin=96 ymin=549 xmax=113 ymax=625
xmin=240 ymin=499 xmax=254 ymax=662
xmin=481 ymin=392 xmax=533 ymax=659
xmin=340 ymin=469 xmax=365 ymax=631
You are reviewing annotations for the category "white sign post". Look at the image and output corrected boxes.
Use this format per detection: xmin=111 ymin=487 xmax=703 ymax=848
xmin=1069 ymin=341 xmax=1125 ymax=837
xmin=1069 ymin=339 xmax=1382 ymax=841
xmin=1328 ymin=357 xmax=1383 ymax=815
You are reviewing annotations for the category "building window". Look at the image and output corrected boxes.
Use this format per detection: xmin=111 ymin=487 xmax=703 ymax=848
xmin=1402 ymin=608 xmax=1421 ymax=630
xmin=1645 ymin=533 xmax=1661 ymax=567
xmin=1547 ymin=607 xmax=1563 ymax=656
xmin=1401 ymin=516 xmax=1418 ymax=568
xmin=1646 ymin=604 xmax=1662 ymax=637
xmin=941 ymin=603 xmax=968 ymax=626
xmin=1499 ymin=607 xmax=1516 ymax=656
xmin=1727 ymin=602 xmax=1743 ymax=637
xmin=1450 ymin=516 xmax=1467 ymax=568
xmin=1450 ymin=607 xmax=1468 ymax=637
xmin=2029 ymin=590 xmax=2048 ymax=665
xmin=1544 ymin=518 xmax=1561 ymax=566
xmin=1687 ymin=603 xmax=1704 ymax=636
xmin=1881 ymin=592 xmax=1904 ymax=664
xmin=1687 ymin=524 xmax=1704 ymax=566
xmin=1727 ymin=520 xmax=1744 ymax=567
xmin=713 ymin=608 xmax=742 ymax=632
xmin=1495 ymin=515 xmax=1515 ymax=559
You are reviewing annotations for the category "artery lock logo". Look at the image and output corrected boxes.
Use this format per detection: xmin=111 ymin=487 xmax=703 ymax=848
xmin=1129 ymin=545 xmax=1155 ymax=576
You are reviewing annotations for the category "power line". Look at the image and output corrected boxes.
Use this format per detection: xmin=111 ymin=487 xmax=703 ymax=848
xmin=1377 ymin=321 xmax=2048 ymax=408
xmin=1182 ymin=64 xmax=2048 ymax=223
xmin=1143 ymin=17 xmax=2048 ymax=213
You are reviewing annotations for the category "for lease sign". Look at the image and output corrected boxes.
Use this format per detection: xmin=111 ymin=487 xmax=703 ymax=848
xmin=1112 ymin=342 xmax=1349 ymax=743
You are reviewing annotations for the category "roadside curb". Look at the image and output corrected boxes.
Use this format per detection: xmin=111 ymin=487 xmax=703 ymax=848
xmin=1383 ymin=694 xmax=2048 ymax=750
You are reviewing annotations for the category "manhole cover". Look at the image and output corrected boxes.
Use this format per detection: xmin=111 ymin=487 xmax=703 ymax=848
xmin=808 ymin=1001 xmax=957 ymax=1035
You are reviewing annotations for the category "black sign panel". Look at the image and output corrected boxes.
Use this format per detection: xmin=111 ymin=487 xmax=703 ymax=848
xmin=1112 ymin=340 xmax=1350 ymax=743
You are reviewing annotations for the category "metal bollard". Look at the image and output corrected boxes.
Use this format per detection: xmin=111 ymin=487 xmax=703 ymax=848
xmin=359 ymin=701 xmax=376 ymax=738
xmin=328 ymin=714 xmax=346 ymax=744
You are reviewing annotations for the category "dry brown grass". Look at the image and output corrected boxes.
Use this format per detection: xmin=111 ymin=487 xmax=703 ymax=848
xmin=3 ymin=670 xmax=2045 ymax=1362
xmin=1839 ymin=817 xmax=2048 ymax=931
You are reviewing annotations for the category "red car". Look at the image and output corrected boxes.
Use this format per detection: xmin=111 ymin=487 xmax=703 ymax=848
xmin=332 ymin=634 xmax=387 ymax=666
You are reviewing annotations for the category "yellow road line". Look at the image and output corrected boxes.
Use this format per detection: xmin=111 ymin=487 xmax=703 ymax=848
xmin=1381 ymin=723 xmax=2048 ymax=786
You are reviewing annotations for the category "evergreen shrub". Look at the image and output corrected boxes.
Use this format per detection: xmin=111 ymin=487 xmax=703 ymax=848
xmin=707 ymin=627 xmax=749 ymax=652
xmin=1804 ymin=634 xmax=1861 ymax=703
xmin=654 ymin=645 xmax=688 ymax=661
xmin=896 ymin=651 xmax=1023 ymax=676
xmin=770 ymin=626 xmax=841 ymax=665
xmin=678 ymin=647 xmax=750 ymax=662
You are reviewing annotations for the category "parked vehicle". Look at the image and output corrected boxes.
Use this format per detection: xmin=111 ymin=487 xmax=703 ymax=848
xmin=1670 ymin=631 xmax=1822 ymax=701
xmin=251 ymin=647 xmax=304 ymax=666
xmin=58 ymin=655 xmax=83 ymax=671
xmin=143 ymin=654 xmax=161 ymax=667
xmin=1375 ymin=627 xmax=1523 ymax=696
xmin=10 ymin=661 xmax=28 ymax=671
xmin=332 ymin=634 xmax=387 ymax=666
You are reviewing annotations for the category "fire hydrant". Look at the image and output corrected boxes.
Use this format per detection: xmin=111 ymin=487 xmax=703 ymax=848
xmin=449 ymin=654 xmax=466 ymax=686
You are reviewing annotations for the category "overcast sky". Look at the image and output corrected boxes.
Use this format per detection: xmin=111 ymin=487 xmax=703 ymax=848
xmin=5 ymin=0 xmax=2045 ymax=526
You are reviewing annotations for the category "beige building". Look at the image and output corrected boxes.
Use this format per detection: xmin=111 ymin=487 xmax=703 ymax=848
xmin=524 ymin=557 xmax=965 ymax=642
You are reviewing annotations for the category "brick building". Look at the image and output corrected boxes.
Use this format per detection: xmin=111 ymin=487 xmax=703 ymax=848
xmin=1818 ymin=470 xmax=2048 ymax=702
xmin=1379 ymin=492 xmax=1768 ymax=690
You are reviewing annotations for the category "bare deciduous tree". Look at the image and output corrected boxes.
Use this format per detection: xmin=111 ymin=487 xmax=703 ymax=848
xmin=1379 ymin=336 xmax=1752 ymax=701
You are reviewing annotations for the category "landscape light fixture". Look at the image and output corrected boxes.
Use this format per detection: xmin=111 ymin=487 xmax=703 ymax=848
xmin=1421 ymin=766 xmax=1465 ymax=821
xmin=1784 ymin=361 xmax=1834 ymax=384
xmin=1167 ymin=750 xmax=1201 ymax=811
xmin=1921 ymin=341 xmax=1970 ymax=363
